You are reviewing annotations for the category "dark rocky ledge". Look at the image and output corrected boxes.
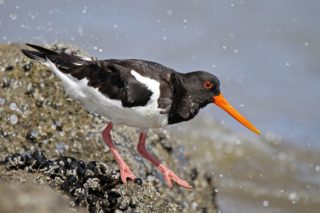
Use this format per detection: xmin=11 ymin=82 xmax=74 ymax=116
xmin=0 ymin=44 xmax=218 ymax=213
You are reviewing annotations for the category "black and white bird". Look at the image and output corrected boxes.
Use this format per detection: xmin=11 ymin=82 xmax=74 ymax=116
xmin=21 ymin=43 xmax=260 ymax=189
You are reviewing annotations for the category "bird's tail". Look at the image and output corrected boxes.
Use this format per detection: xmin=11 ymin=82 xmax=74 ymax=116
xmin=21 ymin=43 xmax=58 ymax=61
xmin=21 ymin=43 xmax=93 ymax=72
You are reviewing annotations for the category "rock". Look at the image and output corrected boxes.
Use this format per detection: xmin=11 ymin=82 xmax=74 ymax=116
xmin=22 ymin=62 xmax=33 ymax=72
xmin=5 ymin=64 xmax=14 ymax=71
xmin=134 ymin=177 xmax=143 ymax=185
xmin=1 ymin=77 xmax=11 ymax=88
xmin=0 ymin=182 xmax=76 ymax=213
xmin=0 ymin=44 xmax=219 ymax=213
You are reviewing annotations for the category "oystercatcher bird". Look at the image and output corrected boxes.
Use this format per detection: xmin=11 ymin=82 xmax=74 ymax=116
xmin=21 ymin=43 xmax=260 ymax=189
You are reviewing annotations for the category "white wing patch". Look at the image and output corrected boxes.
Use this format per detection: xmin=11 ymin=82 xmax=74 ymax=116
xmin=130 ymin=69 xmax=160 ymax=106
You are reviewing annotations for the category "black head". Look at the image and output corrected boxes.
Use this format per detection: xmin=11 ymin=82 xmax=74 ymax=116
xmin=183 ymin=71 xmax=221 ymax=108
xmin=179 ymin=70 xmax=260 ymax=135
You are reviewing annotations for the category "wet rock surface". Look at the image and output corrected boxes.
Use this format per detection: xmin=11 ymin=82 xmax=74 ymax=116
xmin=2 ymin=150 xmax=170 ymax=213
xmin=0 ymin=44 xmax=218 ymax=213
xmin=0 ymin=182 xmax=76 ymax=213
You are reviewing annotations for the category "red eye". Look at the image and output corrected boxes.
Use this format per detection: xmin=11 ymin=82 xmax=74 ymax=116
xmin=203 ymin=80 xmax=213 ymax=89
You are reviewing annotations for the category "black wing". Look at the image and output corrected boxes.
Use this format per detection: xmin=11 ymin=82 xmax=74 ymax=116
xmin=101 ymin=59 xmax=175 ymax=111
xmin=21 ymin=44 xmax=174 ymax=109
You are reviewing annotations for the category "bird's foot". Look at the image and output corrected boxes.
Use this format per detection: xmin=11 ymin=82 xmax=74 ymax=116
xmin=119 ymin=162 xmax=136 ymax=184
xmin=158 ymin=164 xmax=192 ymax=189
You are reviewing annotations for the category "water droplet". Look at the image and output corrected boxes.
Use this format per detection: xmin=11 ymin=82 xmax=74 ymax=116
xmin=233 ymin=48 xmax=239 ymax=54
xmin=113 ymin=24 xmax=118 ymax=28
xmin=278 ymin=152 xmax=287 ymax=160
xmin=10 ymin=102 xmax=17 ymax=111
xmin=315 ymin=165 xmax=320 ymax=172
xmin=304 ymin=42 xmax=309 ymax=47
xmin=82 ymin=6 xmax=87 ymax=14
xmin=178 ymin=146 xmax=184 ymax=153
xmin=191 ymin=202 xmax=198 ymax=209
xmin=166 ymin=9 xmax=173 ymax=16
xmin=285 ymin=62 xmax=290 ymax=66
xmin=31 ymin=130 xmax=38 ymax=137
xmin=28 ymin=12 xmax=37 ymax=20
xmin=0 ymin=98 xmax=5 ymax=105
xmin=56 ymin=142 xmax=67 ymax=153
xmin=9 ymin=14 xmax=17 ymax=21
xmin=77 ymin=26 xmax=83 ymax=36
xmin=163 ymin=36 xmax=167 ymax=40
xmin=262 ymin=200 xmax=269 ymax=207
xmin=289 ymin=192 xmax=298 ymax=204
xmin=9 ymin=114 xmax=18 ymax=124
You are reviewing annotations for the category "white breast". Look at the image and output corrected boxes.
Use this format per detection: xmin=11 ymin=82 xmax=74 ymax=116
xmin=45 ymin=60 xmax=168 ymax=128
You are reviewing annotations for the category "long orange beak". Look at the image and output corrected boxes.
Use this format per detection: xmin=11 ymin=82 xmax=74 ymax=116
xmin=213 ymin=93 xmax=260 ymax=135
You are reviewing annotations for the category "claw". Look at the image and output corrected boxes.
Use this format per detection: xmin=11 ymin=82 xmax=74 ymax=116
xmin=158 ymin=164 xmax=192 ymax=189
xmin=119 ymin=164 xmax=136 ymax=184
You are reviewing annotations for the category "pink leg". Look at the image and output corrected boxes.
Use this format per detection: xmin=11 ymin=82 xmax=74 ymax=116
xmin=137 ymin=131 xmax=192 ymax=189
xmin=102 ymin=122 xmax=136 ymax=183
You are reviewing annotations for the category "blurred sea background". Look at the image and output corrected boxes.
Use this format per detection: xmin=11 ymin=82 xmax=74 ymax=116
xmin=1 ymin=0 xmax=319 ymax=212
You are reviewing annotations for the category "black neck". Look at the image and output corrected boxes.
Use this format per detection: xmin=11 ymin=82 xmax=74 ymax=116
xmin=167 ymin=73 xmax=202 ymax=125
